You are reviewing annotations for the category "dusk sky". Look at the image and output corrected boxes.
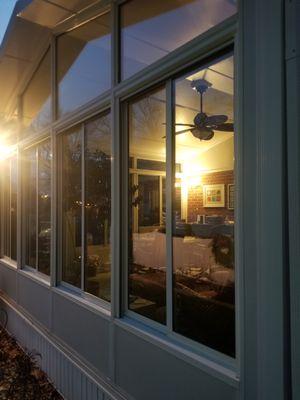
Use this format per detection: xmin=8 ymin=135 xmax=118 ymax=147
xmin=0 ymin=0 xmax=17 ymax=45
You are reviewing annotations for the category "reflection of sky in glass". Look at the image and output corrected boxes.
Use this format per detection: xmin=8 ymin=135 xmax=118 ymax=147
xmin=23 ymin=49 xmax=52 ymax=134
xmin=121 ymin=0 xmax=236 ymax=79
xmin=0 ymin=0 xmax=17 ymax=45
xmin=58 ymin=15 xmax=111 ymax=117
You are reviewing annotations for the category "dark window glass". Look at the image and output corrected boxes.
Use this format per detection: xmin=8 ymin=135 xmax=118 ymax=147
xmin=24 ymin=148 xmax=37 ymax=268
xmin=85 ymin=114 xmax=111 ymax=301
xmin=57 ymin=13 xmax=111 ymax=117
xmin=22 ymin=49 xmax=51 ymax=135
xmin=138 ymin=175 xmax=160 ymax=227
xmin=10 ymin=159 xmax=18 ymax=261
xmin=173 ymin=54 xmax=235 ymax=356
xmin=121 ymin=0 xmax=236 ymax=80
xmin=128 ymin=87 xmax=167 ymax=324
xmin=61 ymin=129 xmax=82 ymax=287
xmin=38 ymin=142 xmax=52 ymax=275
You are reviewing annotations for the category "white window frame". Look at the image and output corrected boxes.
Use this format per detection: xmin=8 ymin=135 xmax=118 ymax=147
xmin=20 ymin=138 xmax=52 ymax=280
xmin=56 ymin=110 xmax=112 ymax=310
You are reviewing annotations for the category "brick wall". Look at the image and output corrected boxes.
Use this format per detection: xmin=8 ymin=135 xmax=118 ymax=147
xmin=187 ymin=170 xmax=234 ymax=222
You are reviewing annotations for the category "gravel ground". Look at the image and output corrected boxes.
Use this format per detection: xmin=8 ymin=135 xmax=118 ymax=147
xmin=0 ymin=328 xmax=63 ymax=400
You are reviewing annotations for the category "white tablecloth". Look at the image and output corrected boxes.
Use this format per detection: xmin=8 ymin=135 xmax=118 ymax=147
xmin=133 ymin=231 xmax=215 ymax=271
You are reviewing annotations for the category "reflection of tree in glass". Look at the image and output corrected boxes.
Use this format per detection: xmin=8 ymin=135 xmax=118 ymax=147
xmin=38 ymin=141 xmax=52 ymax=275
xmin=86 ymin=147 xmax=111 ymax=245
xmin=62 ymin=131 xmax=82 ymax=287
xmin=131 ymin=95 xmax=165 ymax=138
xmin=30 ymin=98 xmax=52 ymax=133
xmin=64 ymin=132 xmax=82 ymax=214
xmin=86 ymin=114 xmax=111 ymax=246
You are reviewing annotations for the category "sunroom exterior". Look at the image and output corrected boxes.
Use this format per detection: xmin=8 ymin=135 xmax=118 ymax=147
xmin=0 ymin=0 xmax=298 ymax=399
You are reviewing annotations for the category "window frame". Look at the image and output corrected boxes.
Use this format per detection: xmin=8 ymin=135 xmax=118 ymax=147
xmin=56 ymin=109 xmax=112 ymax=309
xmin=120 ymin=46 xmax=237 ymax=367
xmin=21 ymin=137 xmax=52 ymax=278
xmin=0 ymin=154 xmax=18 ymax=266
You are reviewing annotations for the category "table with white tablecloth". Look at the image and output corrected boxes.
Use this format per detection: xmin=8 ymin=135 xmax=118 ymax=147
xmin=133 ymin=231 xmax=215 ymax=271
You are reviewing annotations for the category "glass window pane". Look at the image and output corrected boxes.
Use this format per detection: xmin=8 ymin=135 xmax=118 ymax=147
xmin=22 ymin=48 xmax=51 ymax=135
xmin=24 ymin=149 xmax=37 ymax=267
xmin=57 ymin=13 xmax=111 ymax=117
xmin=38 ymin=141 xmax=51 ymax=275
xmin=85 ymin=114 xmax=111 ymax=301
xmin=173 ymin=54 xmax=235 ymax=356
xmin=61 ymin=128 xmax=82 ymax=287
xmin=3 ymin=162 xmax=10 ymax=258
xmin=121 ymin=0 xmax=236 ymax=80
xmin=10 ymin=157 xmax=18 ymax=261
xmin=128 ymin=87 xmax=167 ymax=324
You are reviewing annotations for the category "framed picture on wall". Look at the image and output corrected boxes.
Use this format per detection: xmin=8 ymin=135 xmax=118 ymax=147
xmin=227 ymin=183 xmax=235 ymax=210
xmin=203 ymin=184 xmax=225 ymax=207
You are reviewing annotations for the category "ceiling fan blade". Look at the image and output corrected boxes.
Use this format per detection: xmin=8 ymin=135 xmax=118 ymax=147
xmin=205 ymin=115 xmax=228 ymax=125
xmin=214 ymin=123 xmax=234 ymax=132
xmin=175 ymin=123 xmax=195 ymax=127
xmin=162 ymin=128 xmax=192 ymax=138
xmin=162 ymin=123 xmax=195 ymax=127
xmin=193 ymin=112 xmax=207 ymax=127
xmin=175 ymin=128 xmax=193 ymax=135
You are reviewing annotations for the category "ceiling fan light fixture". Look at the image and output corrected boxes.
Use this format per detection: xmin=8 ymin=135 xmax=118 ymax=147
xmin=191 ymin=78 xmax=212 ymax=95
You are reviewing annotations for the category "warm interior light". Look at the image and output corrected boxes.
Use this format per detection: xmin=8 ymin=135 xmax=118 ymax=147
xmin=181 ymin=160 xmax=206 ymax=188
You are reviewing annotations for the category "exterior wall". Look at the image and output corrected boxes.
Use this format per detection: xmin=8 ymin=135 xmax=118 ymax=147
xmin=0 ymin=292 xmax=119 ymax=400
xmin=0 ymin=262 xmax=238 ymax=400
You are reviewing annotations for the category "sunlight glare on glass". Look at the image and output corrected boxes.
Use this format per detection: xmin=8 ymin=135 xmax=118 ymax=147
xmin=0 ymin=134 xmax=15 ymax=160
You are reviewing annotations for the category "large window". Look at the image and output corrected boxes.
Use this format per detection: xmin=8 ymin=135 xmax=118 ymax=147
xmin=121 ymin=0 xmax=236 ymax=80
xmin=60 ymin=113 xmax=111 ymax=302
xmin=22 ymin=48 xmax=52 ymax=136
xmin=127 ymin=53 xmax=235 ymax=356
xmin=57 ymin=13 xmax=111 ymax=117
xmin=23 ymin=141 xmax=52 ymax=275
xmin=1 ymin=156 xmax=17 ymax=262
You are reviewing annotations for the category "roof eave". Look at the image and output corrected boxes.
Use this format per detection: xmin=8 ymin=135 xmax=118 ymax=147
xmin=0 ymin=0 xmax=34 ymax=58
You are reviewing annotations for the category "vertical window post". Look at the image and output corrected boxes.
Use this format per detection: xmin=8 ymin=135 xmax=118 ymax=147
xmin=166 ymin=79 xmax=174 ymax=331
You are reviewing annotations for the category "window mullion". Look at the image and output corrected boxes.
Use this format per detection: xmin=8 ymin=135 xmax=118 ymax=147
xmin=81 ymin=124 xmax=86 ymax=292
xmin=9 ymin=159 xmax=12 ymax=259
xmin=36 ymin=147 xmax=39 ymax=271
xmin=166 ymin=79 xmax=174 ymax=332
xmin=159 ymin=175 xmax=163 ymax=226
xmin=51 ymin=35 xmax=57 ymax=122
xmin=111 ymin=1 xmax=119 ymax=87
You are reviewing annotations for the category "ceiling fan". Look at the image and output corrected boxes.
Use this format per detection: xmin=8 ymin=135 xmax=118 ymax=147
xmin=171 ymin=79 xmax=234 ymax=141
